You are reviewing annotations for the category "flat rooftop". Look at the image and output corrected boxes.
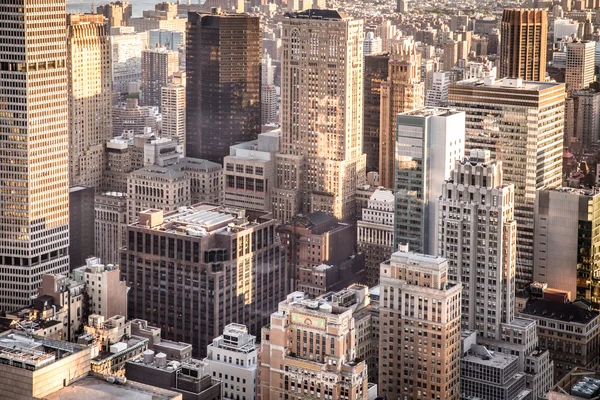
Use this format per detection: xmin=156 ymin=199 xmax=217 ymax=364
xmin=45 ymin=376 xmax=181 ymax=400
xmin=400 ymin=107 xmax=463 ymax=118
xmin=462 ymin=350 xmax=517 ymax=369
xmin=452 ymin=77 xmax=563 ymax=91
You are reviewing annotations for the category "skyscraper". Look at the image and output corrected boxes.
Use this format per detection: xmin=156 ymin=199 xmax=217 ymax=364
xmin=363 ymin=53 xmax=389 ymax=172
xmin=97 ymin=1 xmax=132 ymax=31
xmin=565 ymin=41 xmax=596 ymax=95
xmin=379 ymin=249 xmax=462 ymax=399
xmin=271 ymin=9 xmax=366 ymax=223
xmin=161 ymin=82 xmax=186 ymax=148
xmin=0 ymin=0 xmax=71 ymax=310
xmin=186 ymin=9 xmax=261 ymax=164
xmin=379 ymin=37 xmax=424 ymax=188
xmin=500 ymin=8 xmax=548 ymax=81
xmin=448 ymin=77 xmax=565 ymax=287
xmin=438 ymin=150 xmax=517 ymax=339
xmin=394 ymin=108 xmax=465 ymax=254
xmin=67 ymin=13 xmax=113 ymax=188
xmin=140 ymin=47 xmax=179 ymax=107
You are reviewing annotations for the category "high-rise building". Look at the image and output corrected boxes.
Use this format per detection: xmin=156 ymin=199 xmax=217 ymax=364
xmin=379 ymin=38 xmax=424 ymax=188
xmin=110 ymin=26 xmax=147 ymax=94
xmin=258 ymin=290 xmax=370 ymax=400
xmin=161 ymin=83 xmax=186 ymax=148
xmin=379 ymin=249 xmax=462 ymax=399
xmin=534 ymin=188 xmax=600 ymax=306
xmin=439 ymin=150 xmax=517 ymax=339
xmin=97 ymin=1 xmax=132 ymax=30
xmin=140 ymin=47 xmax=179 ymax=107
xmin=224 ymin=131 xmax=279 ymax=212
xmin=128 ymin=3 xmax=187 ymax=33
xmin=95 ymin=191 xmax=128 ymax=266
xmin=394 ymin=108 xmax=465 ymax=254
xmin=149 ymin=29 xmax=184 ymax=51
xmin=204 ymin=324 xmax=258 ymax=400
xmin=0 ymin=0 xmax=71 ymax=311
xmin=357 ymin=188 xmax=395 ymax=287
xmin=565 ymin=41 xmax=596 ymax=95
xmin=363 ymin=53 xmax=389 ymax=172
xmin=67 ymin=14 xmax=113 ymax=188
xmin=500 ymin=8 xmax=548 ymax=81
xmin=69 ymin=186 xmax=96 ymax=270
xmin=271 ymin=10 xmax=366 ymax=223
xmin=261 ymin=52 xmax=279 ymax=125
xmin=425 ymin=70 xmax=454 ymax=107
xmin=448 ymin=77 xmax=566 ymax=287
xmin=121 ymin=205 xmax=287 ymax=356
xmin=565 ymin=88 xmax=600 ymax=148
xmin=363 ymin=32 xmax=382 ymax=55
xmin=186 ymin=10 xmax=261 ymax=164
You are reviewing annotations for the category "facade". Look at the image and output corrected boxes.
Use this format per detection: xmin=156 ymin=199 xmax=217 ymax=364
xmin=121 ymin=205 xmax=287 ymax=357
xmin=261 ymin=52 xmax=279 ymax=126
xmin=357 ymin=189 xmax=395 ymax=287
xmin=448 ymin=77 xmax=566 ymax=288
xmin=186 ymin=10 xmax=261 ymax=164
xmin=72 ymin=257 xmax=128 ymax=320
xmin=67 ymin=14 xmax=113 ymax=188
xmin=97 ymin=1 xmax=132 ymax=30
xmin=379 ymin=249 xmax=462 ymax=399
xmin=110 ymin=26 xmax=147 ymax=94
xmin=363 ymin=53 xmax=389 ymax=172
xmin=223 ymin=131 xmax=279 ymax=212
xmin=0 ymin=331 xmax=91 ymax=400
xmin=204 ymin=324 xmax=258 ymax=400
xmin=565 ymin=41 xmax=596 ymax=95
xmin=69 ymin=186 xmax=96 ymax=270
xmin=128 ymin=3 xmax=187 ymax=33
xmin=439 ymin=150 xmax=517 ymax=339
xmin=149 ymin=29 xmax=184 ymax=51
xmin=425 ymin=70 xmax=454 ymax=107
xmin=520 ymin=299 xmax=600 ymax=381
xmin=141 ymin=47 xmax=179 ymax=107
xmin=0 ymin=0 xmax=71 ymax=311
xmin=277 ymin=212 xmax=360 ymax=295
xmin=39 ymin=273 xmax=86 ymax=341
xmin=379 ymin=37 xmax=424 ymax=188
xmin=161 ymin=83 xmax=187 ymax=148
xmin=112 ymin=97 xmax=161 ymax=137
xmin=394 ymin=108 xmax=465 ymax=254
xmin=363 ymin=32 xmax=382 ymax=55
xmin=534 ymin=188 xmax=600 ymax=306
xmin=500 ymin=8 xmax=548 ymax=81
xmin=271 ymin=9 xmax=366 ymax=224
xmin=258 ymin=291 xmax=370 ymax=400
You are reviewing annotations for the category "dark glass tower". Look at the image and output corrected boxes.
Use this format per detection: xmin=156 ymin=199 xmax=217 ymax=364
xmin=186 ymin=9 xmax=261 ymax=164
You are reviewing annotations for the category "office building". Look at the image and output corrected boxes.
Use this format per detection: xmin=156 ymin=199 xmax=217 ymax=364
xmin=565 ymin=88 xmax=600 ymax=148
xmin=0 ymin=331 xmax=91 ymax=400
xmin=112 ymin=97 xmax=161 ymax=137
xmin=204 ymin=324 xmax=258 ymax=400
xmin=69 ymin=186 xmax=96 ymax=270
xmin=520 ymin=299 xmax=600 ymax=381
xmin=94 ymin=192 xmax=128 ymax=266
xmin=379 ymin=37 xmax=424 ymax=188
xmin=72 ymin=257 xmax=128 ymax=320
xmin=379 ymin=249 xmax=462 ymax=399
xmin=278 ymin=212 xmax=364 ymax=295
xmin=121 ymin=205 xmax=287 ymax=357
xmin=128 ymin=3 xmax=187 ymax=33
xmin=554 ymin=18 xmax=579 ymax=43
xmin=394 ymin=108 xmax=465 ymax=254
xmin=565 ymin=41 xmax=596 ymax=95
xmin=261 ymin=52 xmax=279 ymax=126
xmin=448 ymin=77 xmax=566 ymax=287
xmin=439 ymin=150 xmax=517 ymax=339
xmin=67 ymin=14 xmax=113 ymax=188
xmin=126 ymin=357 xmax=222 ymax=400
xmin=272 ymin=10 xmax=366 ymax=224
xmin=364 ymin=53 xmax=389 ymax=172
xmin=97 ymin=1 xmax=132 ymax=30
xmin=186 ymin=10 xmax=261 ymax=164
xmin=223 ymin=131 xmax=279 ymax=212
xmin=500 ymin=9 xmax=548 ymax=81
xmin=534 ymin=188 xmax=600 ymax=306
xmin=161 ymin=83 xmax=186 ymax=149
xmin=141 ymin=47 xmax=179 ymax=107
xmin=363 ymin=32 xmax=382 ymax=55
xmin=257 ymin=291 xmax=369 ymax=400
xmin=0 ymin=0 xmax=71 ymax=310
xmin=425 ymin=71 xmax=454 ymax=107
xmin=461 ymin=337 xmax=532 ymax=400
xmin=38 ymin=273 xmax=86 ymax=341
xmin=357 ymin=189 xmax=395 ymax=287
xmin=110 ymin=26 xmax=147 ymax=94
xmin=149 ymin=29 xmax=184 ymax=51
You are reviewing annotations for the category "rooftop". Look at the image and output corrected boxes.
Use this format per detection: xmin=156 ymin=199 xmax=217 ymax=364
xmin=285 ymin=9 xmax=348 ymax=20
xmin=462 ymin=347 xmax=518 ymax=369
xmin=452 ymin=77 xmax=563 ymax=91
xmin=400 ymin=107 xmax=463 ymax=118
xmin=44 ymin=375 xmax=182 ymax=400
xmin=521 ymin=299 xmax=598 ymax=325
